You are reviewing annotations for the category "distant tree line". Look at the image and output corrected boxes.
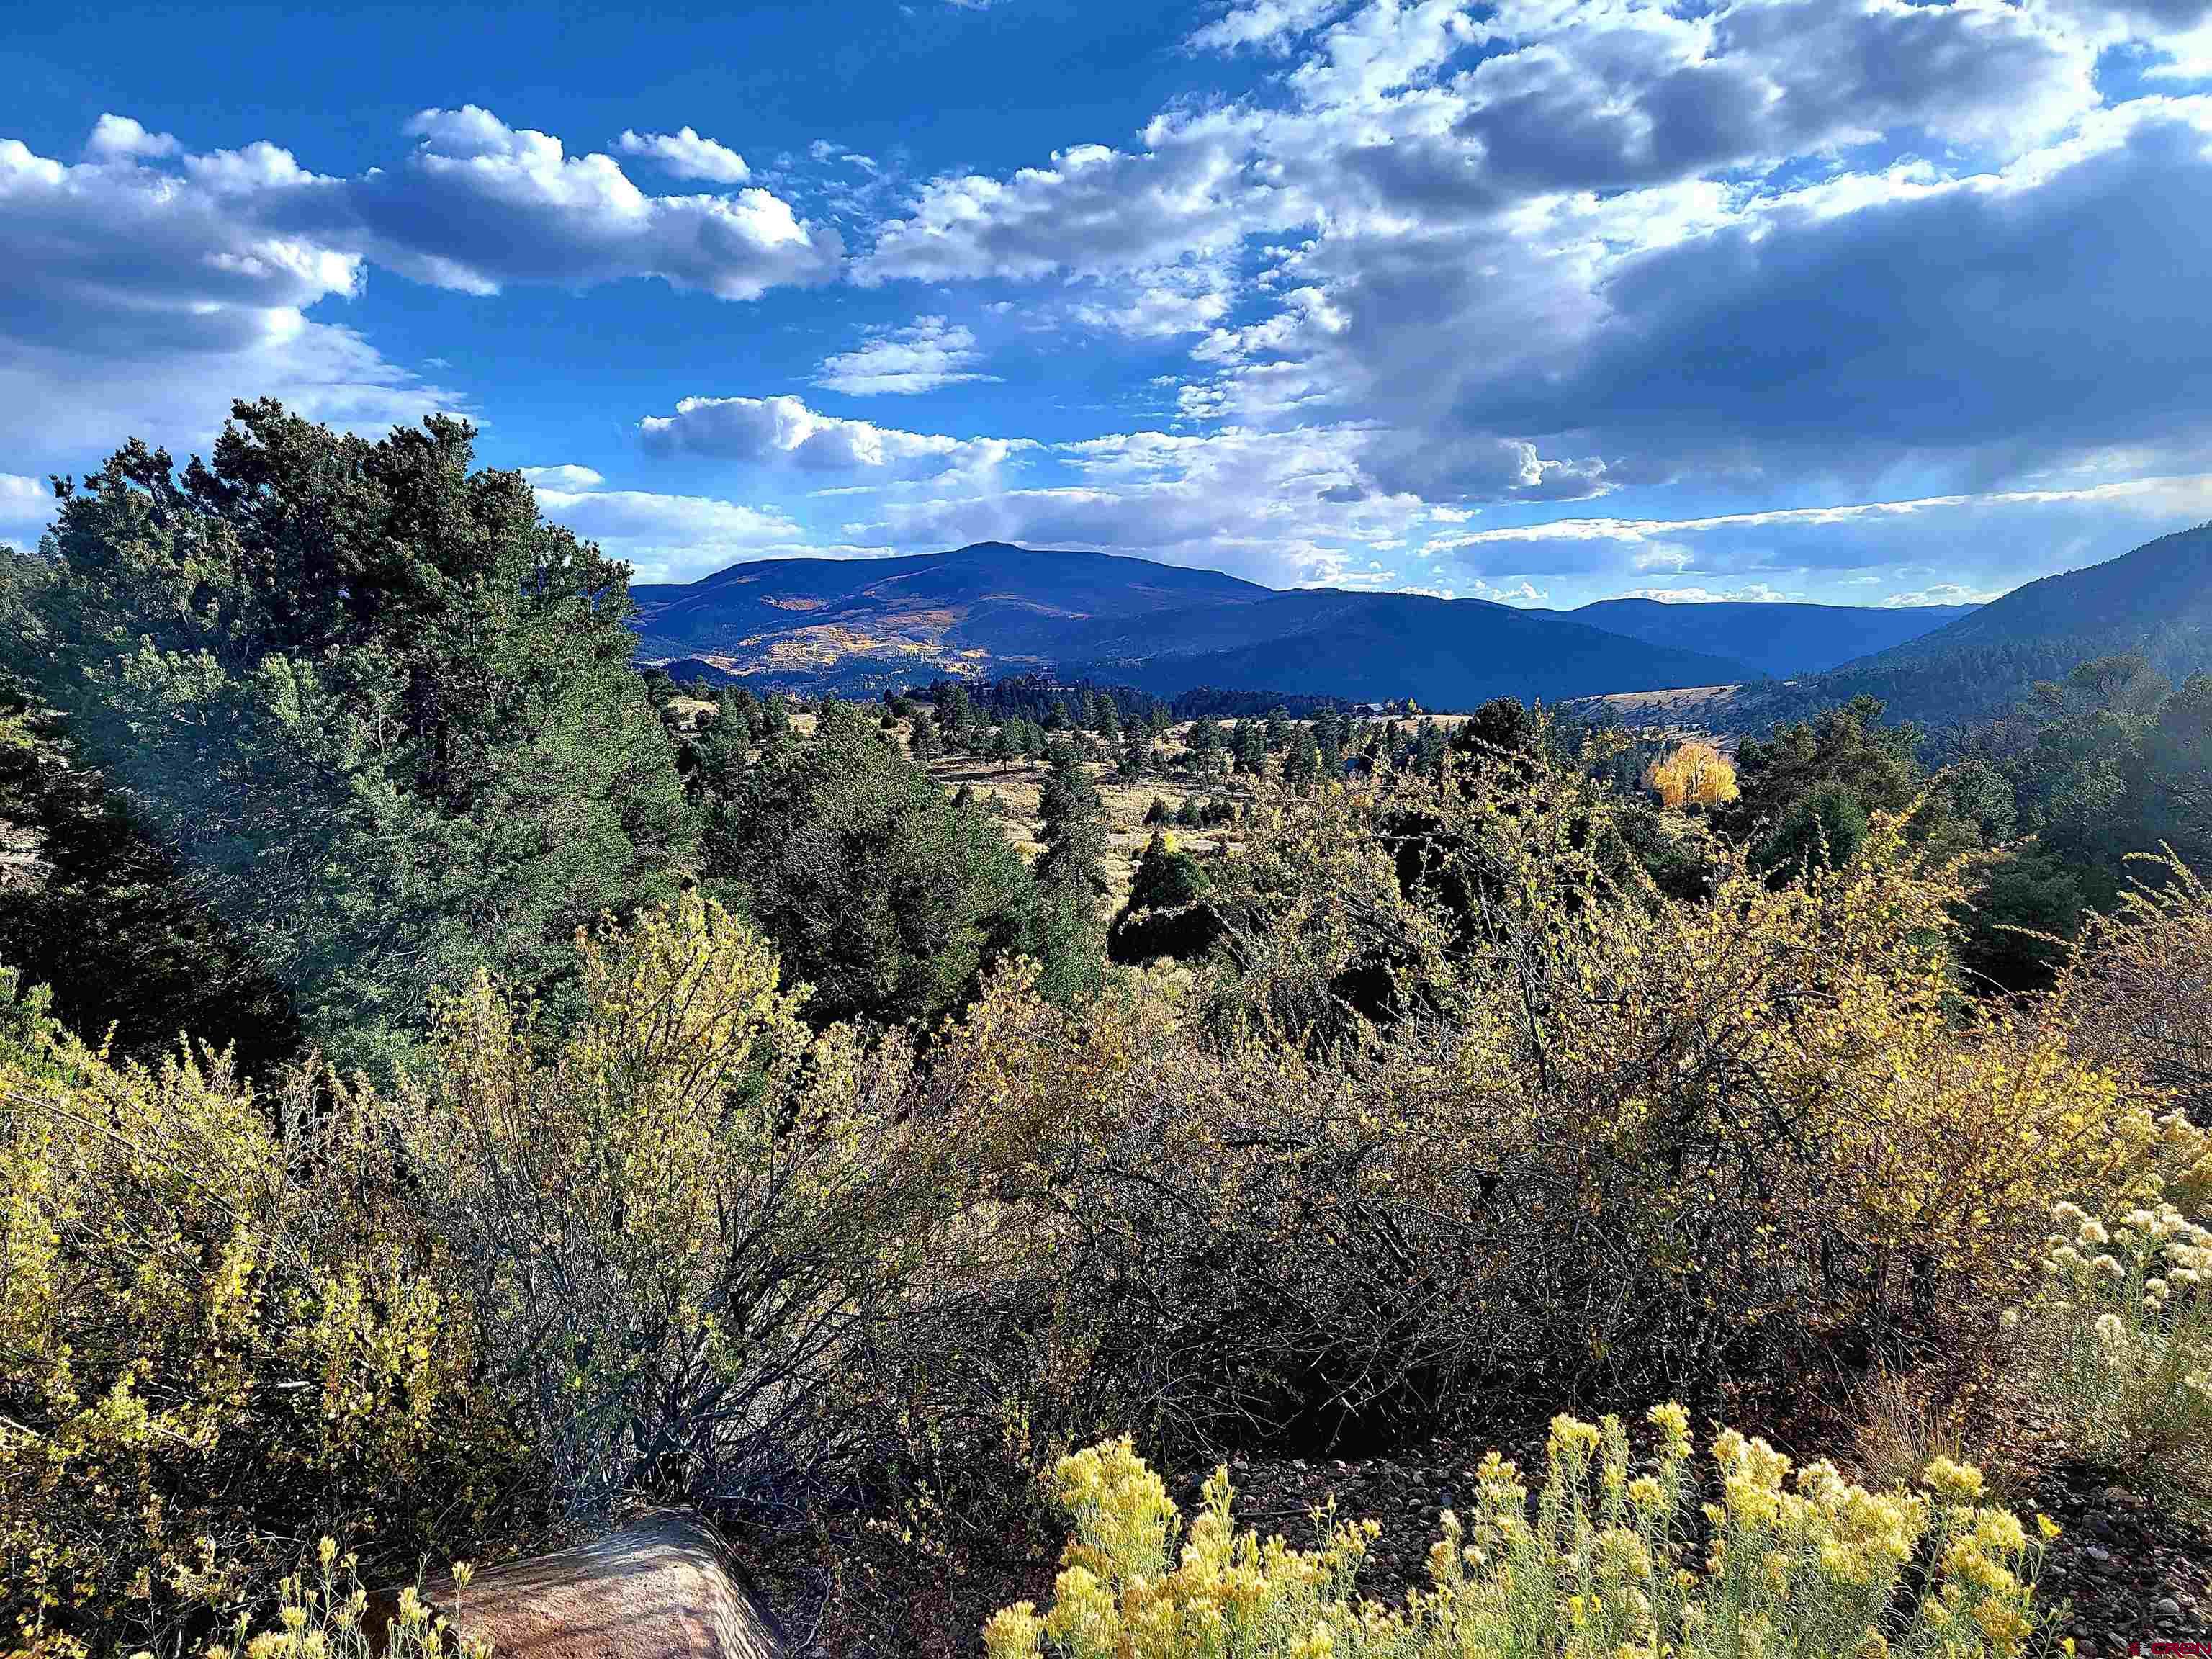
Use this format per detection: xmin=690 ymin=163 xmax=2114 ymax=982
xmin=903 ymin=672 xmax=1369 ymax=726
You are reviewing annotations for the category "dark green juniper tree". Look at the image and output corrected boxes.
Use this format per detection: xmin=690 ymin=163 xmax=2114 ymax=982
xmin=2 ymin=400 xmax=694 ymax=1076
xmin=1107 ymin=829 xmax=1222 ymax=966
xmin=0 ymin=694 xmax=303 ymax=1072
xmin=701 ymin=701 xmax=1053 ymax=1027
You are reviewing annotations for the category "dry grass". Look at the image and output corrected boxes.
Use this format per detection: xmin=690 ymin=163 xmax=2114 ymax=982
xmin=1847 ymin=1367 xmax=2024 ymax=1509
xmin=1567 ymin=685 xmax=1745 ymax=751
xmin=916 ymin=734 xmax=1250 ymax=905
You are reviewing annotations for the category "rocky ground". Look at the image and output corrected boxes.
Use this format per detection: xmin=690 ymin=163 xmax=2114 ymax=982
xmin=2021 ymin=1462 xmax=2209 ymax=1656
xmin=1179 ymin=1416 xmax=2209 ymax=1658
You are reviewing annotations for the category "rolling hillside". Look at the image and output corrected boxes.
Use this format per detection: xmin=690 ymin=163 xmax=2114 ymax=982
xmin=1064 ymin=588 xmax=1750 ymax=709
xmin=627 ymin=540 xmax=1977 ymax=706
xmin=1724 ymin=524 xmax=2212 ymax=731
xmin=629 ymin=543 xmax=1272 ymax=686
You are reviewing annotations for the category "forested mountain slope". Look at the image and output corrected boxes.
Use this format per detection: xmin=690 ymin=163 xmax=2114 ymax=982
xmin=1727 ymin=525 xmax=2212 ymax=730
xmin=1542 ymin=597 xmax=1977 ymax=679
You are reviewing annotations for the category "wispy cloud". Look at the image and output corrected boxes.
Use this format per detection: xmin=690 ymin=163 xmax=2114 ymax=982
xmin=813 ymin=317 xmax=996 ymax=396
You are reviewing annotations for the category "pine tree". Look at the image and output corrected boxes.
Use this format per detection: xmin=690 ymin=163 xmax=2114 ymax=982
xmin=1417 ymin=719 xmax=1448 ymax=778
xmin=1236 ymin=721 xmax=1267 ymax=776
xmin=940 ymin=683 xmax=973 ymax=739
xmin=1035 ymin=740 xmax=1108 ymax=1001
xmin=1187 ymin=717 xmax=1223 ymax=774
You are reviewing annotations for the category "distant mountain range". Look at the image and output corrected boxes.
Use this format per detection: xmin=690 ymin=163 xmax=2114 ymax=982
xmin=1527 ymin=598 xmax=1977 ymax=680
xmin=629 ymin=541 xmax=1977 ymax=706
xmin=1724 ymin=524 xmax=2212 ymax=732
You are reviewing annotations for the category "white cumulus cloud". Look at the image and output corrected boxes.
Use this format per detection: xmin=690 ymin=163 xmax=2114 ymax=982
xmin=613 ymin=125 xmax=750 ymax=183
xmin=0 ymin=108 xmax=843 ymax=459
xmin=639 ymin=394 xmax=1026 ymax=478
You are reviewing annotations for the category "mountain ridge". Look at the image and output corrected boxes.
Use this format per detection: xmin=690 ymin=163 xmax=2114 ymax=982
xmin=628 ymin=540 xmax=1979 ymax=706
xmin=1538 ymin=597 xmax=1980 ymax=680
xmin=1722 ymin=523 xmax=2212 ymax=731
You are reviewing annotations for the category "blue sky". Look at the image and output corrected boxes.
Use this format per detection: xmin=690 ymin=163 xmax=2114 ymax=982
xmin=7 ymin=0 xmax=2212 ymax=608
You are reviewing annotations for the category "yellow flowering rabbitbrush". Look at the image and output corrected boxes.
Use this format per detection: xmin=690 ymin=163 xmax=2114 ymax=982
xmin=986 ymin=1406 xmax=2062 ymax=1659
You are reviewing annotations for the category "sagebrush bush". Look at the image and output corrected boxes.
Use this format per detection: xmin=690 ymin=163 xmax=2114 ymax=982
xmin=2023 ymin=1182 xmax=2212 ymax=1511
xmin=986 ymin=1408 xmax=2061 ymax=1659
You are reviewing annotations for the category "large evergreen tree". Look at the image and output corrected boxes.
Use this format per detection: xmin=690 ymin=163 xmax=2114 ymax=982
xmin=1 ymin=401 xmax=693 ymax=1074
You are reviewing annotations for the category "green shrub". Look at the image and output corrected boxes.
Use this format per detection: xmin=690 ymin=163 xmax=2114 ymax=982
xmin=703 ymin=701 xmax=1050 ymax=1025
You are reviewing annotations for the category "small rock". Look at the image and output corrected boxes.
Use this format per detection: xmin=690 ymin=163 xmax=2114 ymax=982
xmin=2156 ymin=1597 xmax=2182 ymax=1619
